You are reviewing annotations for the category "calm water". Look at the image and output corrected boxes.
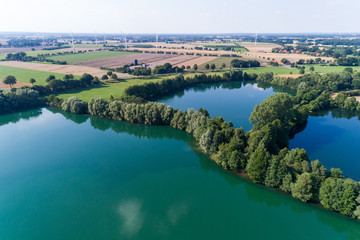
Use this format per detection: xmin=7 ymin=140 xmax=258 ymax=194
xmin=0 ymin=108 xmax=359 ymax=240
xmin=158 ymin=81 xmax=294 ymax=130
xmin=159 ymin=82 xmax=360 ymax=180
xmin=290 ymin=110 xmax=360 ymax=180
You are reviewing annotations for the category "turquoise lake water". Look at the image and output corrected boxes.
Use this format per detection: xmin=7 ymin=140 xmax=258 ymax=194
xmin=0 ymin=108 xmax=359 ymax=239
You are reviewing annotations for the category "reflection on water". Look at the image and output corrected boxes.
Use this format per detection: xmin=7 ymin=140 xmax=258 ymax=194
xmin=0 ymin=108 xmax=359 ymax=240
xmin=290 ymin=109 xmax=360 ymax=180
xmin=118 ymin=199 xmax=144 ymax=238
xmin=158 ymin=81 xmax=294 ymax=130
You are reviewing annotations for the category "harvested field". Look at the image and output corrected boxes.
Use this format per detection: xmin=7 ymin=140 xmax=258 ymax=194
xmin=74 ymin=53 xmax=175 ymax=68
xmin=238 ymin=42 xmax=281 ymax=53
xmin=148 ymin=55 xmax=199 ymax=66
xmin=0 ymin=79 xmax=32 ymax=90
xmin=241 ymin=52 xmax=334 ymax=64
xmin=0 ymin=61 xmax=130 ymax=79
xmin=173 ymin=56 xmax=217 ymax=67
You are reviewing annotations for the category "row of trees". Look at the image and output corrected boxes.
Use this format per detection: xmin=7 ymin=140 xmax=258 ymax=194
xmin=124 ymin=71 xmax=254 ymax=99
xmin=230 ymin=59 xmax=260 ymax=68
xmin=5 ymin=52 xmax=67 ymax=65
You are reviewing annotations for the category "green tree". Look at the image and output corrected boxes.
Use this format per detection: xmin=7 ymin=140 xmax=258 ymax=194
xmin=29 ymin=78 xmax=36 ymax=85
xmin=193 ymin=64 xmax=198 ymax=71
xmin=291 ymin=172 xmax=314 ymax=202
xmin=221 ymin=63 xmax=226 ymax=68
xmin=205 ymin=64 xmax=210 ymax=70
xmin=101 ymin=75 xmax=108 ymax=80
xmin=210 ymin=64 xmax=216 ymax=70
xmin=280 ymin=173 xmax=293 ymax=193
xmin=46 ymin=75 xmax=56 ymax=83
xmin=310 ymin=66 xmax=314 ymax=72
xmin=3 ymin=75 xmax=17 ymax=88
xmin=246 ymin=147 xmax=270 ymax=184
xmin=111 ymin=73 xmax=118 ymax=80
xmin=249 ymin=93 xmax=297 ymax=130
xmin=300 ymin=69 xmax=305 ymax=74
xmin=107 ymin=71 xmax=113 ymax=76
xmin=281 ymin=58 xmax=288 ymax=64
xmin=354 ymin=196 xmax=360 ymax=219
xmin=319 ymin=178 xmax=359 ymax=217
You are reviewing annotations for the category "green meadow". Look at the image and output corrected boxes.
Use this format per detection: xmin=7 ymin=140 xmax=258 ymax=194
xmin=0 ymin=65 xmax=69 ymax=85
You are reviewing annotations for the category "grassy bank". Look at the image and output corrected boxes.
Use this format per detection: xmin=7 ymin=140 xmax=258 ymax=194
xmin=0 ymin=65 xmax=69 ymax=85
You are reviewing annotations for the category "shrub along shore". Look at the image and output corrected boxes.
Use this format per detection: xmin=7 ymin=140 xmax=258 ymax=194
xmin=1 ymin=70 xmax=360 ymax=220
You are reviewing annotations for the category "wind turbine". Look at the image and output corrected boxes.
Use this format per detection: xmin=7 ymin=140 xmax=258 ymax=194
xmin=69 ymin=31 xmax=75 ymax=52
xmin=94 ymin=31 xmax=98 ymax=45
xmin=120 ymin=31 xmax=127 ymax=49
xmin=156 ymin=34 xmax=159 ymax=54
xmin=254 ymin=32 xmax=258 ymax=46
xmin=103 ymin=32 xmax=106 ymax=44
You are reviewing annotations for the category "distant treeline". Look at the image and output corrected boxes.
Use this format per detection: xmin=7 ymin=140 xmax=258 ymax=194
xmin=4 ymin=52 xmax=67 ymax=65
xmin=319 ymin=39 xmax=360 ymax=46
xmin=6 ymin=39 xmax=42 ymax=48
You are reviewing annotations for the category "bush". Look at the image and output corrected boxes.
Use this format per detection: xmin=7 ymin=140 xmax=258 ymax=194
xmin=61 ymin=97 xmax=88 ymax=114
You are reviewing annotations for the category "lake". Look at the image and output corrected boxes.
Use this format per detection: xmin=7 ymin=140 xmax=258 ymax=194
xmin=290 ymin=109 xmax=360 ymax=180
xmin=0 ymin=108 xmax=359 ymax=239
xmin=158 ymin=81 xmax=294 ymax=130
xmin=159 ymin=82 xmax=360 ymax=180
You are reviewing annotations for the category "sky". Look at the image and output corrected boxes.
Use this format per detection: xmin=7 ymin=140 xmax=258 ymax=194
xmin=1 ymin=0 xmax=359 ymax=34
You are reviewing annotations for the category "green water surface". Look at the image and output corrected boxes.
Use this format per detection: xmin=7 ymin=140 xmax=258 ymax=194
xmin=0 ymin=108 xmax=359 ymax=240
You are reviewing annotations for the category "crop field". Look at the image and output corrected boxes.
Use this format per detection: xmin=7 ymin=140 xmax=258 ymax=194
xmin=0 ymin=61 xmax=129 ymax=80
xmin=147 ymin=55 xmax=217 ymax=67
xmin=46 ymin=51 xmax=137 ymax=64
xmin=0 ymin=65 xmax=69 ymax=85
xmin=74 ymin=53 xmax=175 ymax=68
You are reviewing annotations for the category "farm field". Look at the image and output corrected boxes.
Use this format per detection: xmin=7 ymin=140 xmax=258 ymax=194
xmin=172 ymin=56 xmax=217 ymax=67
xmin=242 ymin=52 xmax=335 ymax=64
xmin=56 ymin=67 xmax=294 ymax=101
xmin=237 ymin=42 xmax=281 ymax=52
xmin=198 ymin=57 xmax=243 ymax=70
xmin=148 ymin=55 xmax=216 ymax=67
xmin=46 ymin=51 xmax=137 ymax=64
xmin=55 ymin=77 xmax=164 ymax=101
xmin=0 ymin=61 xmax=129 ymax=80
xmin=0 ymin=65 xmax=69 ymax=85
xmin=74 ymin=53 xmax=175 ymax=68
xmin=302 ymin=64 xmax=360 ymax=74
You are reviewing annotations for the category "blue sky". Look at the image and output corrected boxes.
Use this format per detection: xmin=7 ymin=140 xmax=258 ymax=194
xmin=1 ymin=0 xmax=359 ymax=33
